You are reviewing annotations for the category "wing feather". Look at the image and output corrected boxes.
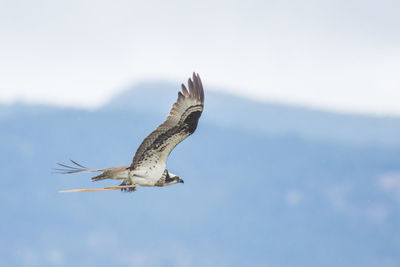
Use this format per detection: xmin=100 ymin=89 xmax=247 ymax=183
xmin=182 ymin=85 xmax=189 ymax=97
xmin=130 ymin=73 xmax=204 ymax=170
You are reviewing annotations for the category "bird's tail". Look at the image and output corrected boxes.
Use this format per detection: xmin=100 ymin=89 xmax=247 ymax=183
xmin=90 ymin=166 xmax=130 ymax=181
xmin=55 ymin=160 xmax=130 ymax=181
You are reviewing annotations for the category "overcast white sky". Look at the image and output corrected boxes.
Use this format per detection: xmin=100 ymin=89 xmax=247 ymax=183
xmin=1 ymin=0 xmax=399 ymax=115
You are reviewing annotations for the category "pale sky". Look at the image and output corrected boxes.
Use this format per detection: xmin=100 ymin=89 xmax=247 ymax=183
xmin=1 ymin=0 xmax=399 ymax=115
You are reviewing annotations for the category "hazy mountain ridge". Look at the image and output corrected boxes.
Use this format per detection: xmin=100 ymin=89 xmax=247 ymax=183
xmin=107 ymin=82 xmax=400 ymax=146
xmin=1 ymin=83 xmax=400 ymax=267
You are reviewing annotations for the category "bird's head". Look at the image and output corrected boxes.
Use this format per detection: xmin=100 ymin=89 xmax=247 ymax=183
xmin=166 ymin=172 xmax=184 ymax=185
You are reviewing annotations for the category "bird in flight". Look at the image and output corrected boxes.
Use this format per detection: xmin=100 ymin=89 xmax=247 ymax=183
xmin=57 ymin=73 xmax=204 ymax=193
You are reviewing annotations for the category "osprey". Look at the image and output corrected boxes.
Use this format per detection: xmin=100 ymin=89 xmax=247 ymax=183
xmin=57 ymin=73 xmax=204 ymax=193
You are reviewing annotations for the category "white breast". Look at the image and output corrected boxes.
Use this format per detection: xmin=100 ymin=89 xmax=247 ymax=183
xmin=129 ymin=161 xmax=166 ymax=186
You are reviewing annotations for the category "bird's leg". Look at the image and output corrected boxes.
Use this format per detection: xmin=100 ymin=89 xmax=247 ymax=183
xmin=119 ymin=180 xmax=126 ymax=191
xmin=118 ymin=180 xmax=137 ymax=192
xmin=105 ymin=184 xmax=137 ymax=191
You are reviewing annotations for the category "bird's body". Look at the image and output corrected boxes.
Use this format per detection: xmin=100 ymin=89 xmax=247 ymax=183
xmin=57 ymin=73 xmax=204 ymax=193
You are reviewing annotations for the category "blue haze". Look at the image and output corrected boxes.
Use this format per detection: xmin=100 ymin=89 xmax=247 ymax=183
xmin=1 ymin=83 xmax=400 ymax=267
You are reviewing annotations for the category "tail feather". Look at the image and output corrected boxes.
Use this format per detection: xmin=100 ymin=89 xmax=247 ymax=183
xmin=90 ymin=166 xmax=130 ymax=181
xmin=54 ymin=160 xmax=106 ymax=174
xmin=55 ymin=160 xmax=130 ymax=181
xmin=91 ymin=172 xmax=110 ymax=181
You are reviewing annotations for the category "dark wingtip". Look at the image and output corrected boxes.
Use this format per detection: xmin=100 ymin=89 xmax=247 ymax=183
xmin=178 ymin=73 xmax=204 ymax=103
xmin=188 ymin=78 xmax=194 ymax=93
xmin=191 ymin=72 xmax=204 ymax=103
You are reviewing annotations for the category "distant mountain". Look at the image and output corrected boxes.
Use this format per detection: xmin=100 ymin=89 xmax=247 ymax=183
xmin=1 ymin=83 xmax=400 ymax=267
xmin=108 ymin=82 xmax=400 ymax=146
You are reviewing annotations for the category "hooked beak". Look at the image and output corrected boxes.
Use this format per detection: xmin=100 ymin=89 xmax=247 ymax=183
xmin=178 ymin=178 xmax=184 ymax=184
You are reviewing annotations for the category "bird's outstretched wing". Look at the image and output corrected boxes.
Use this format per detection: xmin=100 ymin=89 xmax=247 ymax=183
xmin=130 ymin=73 xmax=204 ymax=170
